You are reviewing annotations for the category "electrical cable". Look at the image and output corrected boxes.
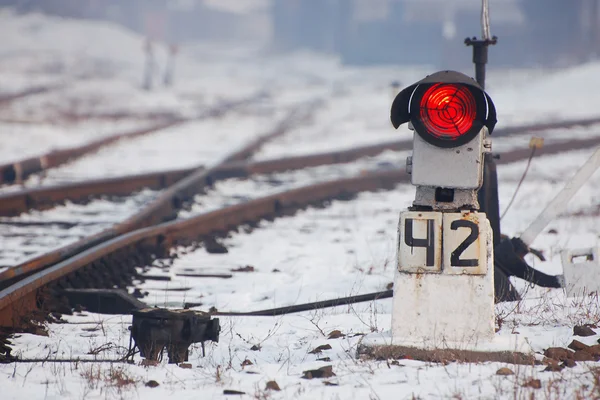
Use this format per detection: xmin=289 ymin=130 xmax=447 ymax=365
xmin=500 ymin=146 xmax=537 ymax=220
xmin=213 ymin=290 xmax=393 ymax=317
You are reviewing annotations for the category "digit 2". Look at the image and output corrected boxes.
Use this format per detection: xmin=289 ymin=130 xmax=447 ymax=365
xmin=404 ymin=218 xmax=435 ymax=266
xmin=450 ymin=220 xmax=479 ymax=267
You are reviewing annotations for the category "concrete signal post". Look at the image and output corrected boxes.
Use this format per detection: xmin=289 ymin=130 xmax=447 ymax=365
xmin=359 ymin=71 xmax=533 ymax=363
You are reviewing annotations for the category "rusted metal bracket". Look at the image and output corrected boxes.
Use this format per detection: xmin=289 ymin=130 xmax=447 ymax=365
xmin=128 ymin=308 xmax=220 ymax=364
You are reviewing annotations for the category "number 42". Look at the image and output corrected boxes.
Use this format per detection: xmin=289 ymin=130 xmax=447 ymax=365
xmin=401 ymin=213 xmax=486 ymax=273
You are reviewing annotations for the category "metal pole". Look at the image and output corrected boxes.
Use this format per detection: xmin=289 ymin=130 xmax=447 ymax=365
xmin=592 ymin=0 xmax=600 ymax=58
xmin=465 ymin=0 xmax=499 ymax=242
xmin=465 ymin=0 xmax=496 ymax=90
xmin=481 ymin=0 xmax=491 ymax=40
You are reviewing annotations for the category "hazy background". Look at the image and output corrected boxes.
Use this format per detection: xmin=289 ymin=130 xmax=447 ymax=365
xmin=1 ymin=0 xmax=598 ymax=70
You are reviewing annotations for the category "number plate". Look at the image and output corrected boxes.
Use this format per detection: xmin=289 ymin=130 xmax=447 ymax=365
xmin=443 ymin=213 xmax=488 ymax=275
xmin=398 ymin=211 xmax=488 ymax=275
xmin=398 ymin=212 xmax=442 ymax=273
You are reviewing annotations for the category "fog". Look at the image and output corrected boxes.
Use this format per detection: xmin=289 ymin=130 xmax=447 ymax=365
xmin=1 ymin=0 xmax=598 ymax=69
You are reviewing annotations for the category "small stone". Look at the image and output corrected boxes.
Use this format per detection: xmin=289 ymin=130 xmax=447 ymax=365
xmin=241 ymin=359 xmax=253 ymax=368
xmin=547 ymin=229 xmax=558 ymax=234
xmin=327 ymin=330 xmax=344 ymax=339
xmin=250 ymin=344 xmax=261 ymax=351
xmin=522 ymin=379 xmax=542 ymax=389
xmin=309 ymin=344 xmax=332 ymax=354
xmin=265 ymin=381 xmax=281 ymax=391
xmin=562 ymin=359 xmax=577 ymax=368
xmin=568 ymin=340 xmax=590 ymax=352
xmin=588 ymin=344 xmax=600 ymax=356
xmin=231 ymin=265 xmax=255 ymax=272
xmin=145 ymin=380 xmax=160 ymax=388
xmin=573 ymin=350 xmax=598 ymax=362
xmin=302 ymin=365 xmax=336 ymax=379
xmin=272 ymin=268 xmax=281 ymax=273
xmin=544 ymin=363 xmax=565 ymax=372
xmin=33 ymin=327 xmax=49 ymax=337
xmin=323 ymin=381 xmax=339 ymax=386
xmin=496 ymin=367 xmax=514 ymax=376
xmin=544 ymin=347 xmax=573 ymax=361
xmin=574 ymin=325 xmax=596 ymax=337
xmin=179 ymin=363 xmax=192 ymax=369
xmin=317 ymin=357 xmax=331 ymax=362
xmin=386 ymin=282 xmax=394 ymax=290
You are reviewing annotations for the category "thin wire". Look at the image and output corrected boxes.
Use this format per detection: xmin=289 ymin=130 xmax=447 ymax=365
xmin=500 ymin=147 xmax=537 ymax=220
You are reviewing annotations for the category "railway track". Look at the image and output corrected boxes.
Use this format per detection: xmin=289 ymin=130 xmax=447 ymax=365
xmin=0 ymin=101 xmax=319 ymax=280
xmin=0 ymin=92 xmax=266 ymax=186
xmin=0 ymin=84 xmax=64 ymax=107
xmin=2 ymin=116 xmax=599 ymax=217
xmin=1 ymin=124 xmax=596 ymax=274
xmin=0 ymin=120 xmax=598 ymax=338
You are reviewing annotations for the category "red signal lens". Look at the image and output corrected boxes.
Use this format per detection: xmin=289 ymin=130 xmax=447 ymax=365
xmin=419 ymin=83 xmax=477 ymax=141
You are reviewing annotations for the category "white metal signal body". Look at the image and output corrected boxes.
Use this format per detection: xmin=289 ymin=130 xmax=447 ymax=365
xmin=411 ymin=127 xmax=488 ymax=189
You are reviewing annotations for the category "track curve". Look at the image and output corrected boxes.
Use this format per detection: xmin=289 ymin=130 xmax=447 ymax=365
xmin=0 ymin=132 xmax=597 ymax=328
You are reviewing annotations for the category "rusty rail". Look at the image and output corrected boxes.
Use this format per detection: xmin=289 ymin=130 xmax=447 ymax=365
xmin=0 ymin=119 xmax=183 ymax=185
xmin=3 ymin=116 xmax=600 ymax=217
xmin=0 ymin=84 xmax=63 ymax=106
xmin=495 ymin=116 xmax=600 ymax=137
xmin=0 ymin=168 xmax=194 ymax=216
xmin=0 ymin=169 xmax=406 ymax=327
xmin=0 ymin=92 xmax=265 ymax=185
xmin=0 ymin=139 xmax=406 ymax=217
xmin=0 ymin=106 xmax=314 ymax=286
xmin=0 ymin=133 xmax=598 ymax=327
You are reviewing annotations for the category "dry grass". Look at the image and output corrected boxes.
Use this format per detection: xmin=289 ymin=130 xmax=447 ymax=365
xmin=80 ymin=364 xmax=138 ymax=398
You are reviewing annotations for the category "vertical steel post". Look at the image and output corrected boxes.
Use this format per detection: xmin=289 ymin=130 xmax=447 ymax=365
xmin=465 ymin=0 xmax=499 ymax=244
xmin=464 ymin=1 xmax=516 ymax=301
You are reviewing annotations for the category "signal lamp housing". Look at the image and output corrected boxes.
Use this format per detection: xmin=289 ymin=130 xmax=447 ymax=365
xmin=391 ymin=71 xmax=496 ymax=148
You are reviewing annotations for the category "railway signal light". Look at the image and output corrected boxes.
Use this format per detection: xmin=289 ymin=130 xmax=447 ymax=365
xmin=385 ymin=71 xmax=501 ymax=349
xmin=391 ymin=71 xmax=497 ymax=207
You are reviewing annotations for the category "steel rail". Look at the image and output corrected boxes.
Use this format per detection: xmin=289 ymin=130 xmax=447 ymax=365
xmin=0 ymin=168 xmax=194 ymax=216
xmin=0 ymin=169 xmax=407 ymax=327
xmin=0 ymin=84 xmax=63 ymax=106
xmin=0 ymin=119 xmax=183 ymax=185
xmin=2 ymin=116 xmax=599 ymax=217
xmin=0 ymin=105 xmax=315 ymax=286
xmin=1 ymin=134 xmax=598 ymax=327
xmin=0 ymin=129 xmax=597 ymax=286
xmin=0 ymin=93 xmax=264 ymax=185
xmin=0 ymin=139 xmax=405 ymax=217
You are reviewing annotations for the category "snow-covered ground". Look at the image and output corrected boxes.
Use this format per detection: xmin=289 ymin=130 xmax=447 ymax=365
xmin=1 ymin=9 xmax=600 ymax=400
